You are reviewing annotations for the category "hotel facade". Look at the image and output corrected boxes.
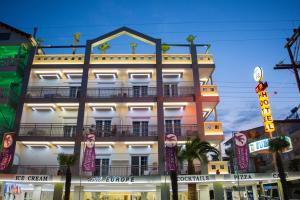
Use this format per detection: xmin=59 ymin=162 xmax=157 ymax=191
xmin=0 ymin=23 xmax=279 ymax=200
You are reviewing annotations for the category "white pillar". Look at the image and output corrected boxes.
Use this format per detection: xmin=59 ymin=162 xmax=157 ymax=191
xmin=252 ymin=184 xmax=259 ymax=200
xmin=32 ymin=186 xmax=42 ymax=200
xmin=73 ymin=186 xmax=84 ymax=200
xmin=156 ymin=186 xmax=161 ymax=200
xmin=198 ymin=185 xmax=210 ymax=200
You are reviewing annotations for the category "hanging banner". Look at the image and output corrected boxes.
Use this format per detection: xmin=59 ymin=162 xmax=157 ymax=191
xmin=234 ymin=132 xmax=249 ymax=171
xmin=165 ymin=134 xmax=177 ymax=171
xmin=0 ymin=132 xmax=16 ymax=171
xmin=82 ymin=128 xmax=96 ymax=172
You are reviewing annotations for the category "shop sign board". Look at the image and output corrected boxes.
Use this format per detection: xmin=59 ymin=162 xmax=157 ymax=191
xmin=234 ymin=132 xmax=249 ymax=170
xmin=249 ymin=137 xmax=293 ymax=153
xmin=82 ymin=128 xmax=96 ymax=172
xmin=0 ymin=132 xmax=16 ymax=171
xmin=258 ymin=90 xmax=275 ymax=133
xmin=165 ymin=134 xmax=177 ymax=172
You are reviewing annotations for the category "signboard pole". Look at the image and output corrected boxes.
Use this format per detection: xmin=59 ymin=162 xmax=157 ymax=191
xmin=233 ymin=132 xmax=242 ymax=200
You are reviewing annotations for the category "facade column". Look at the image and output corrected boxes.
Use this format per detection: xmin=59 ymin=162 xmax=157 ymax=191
xmin=32 ymin=185 xmax=42 ymax=200
xmin=213 ymin=182 xmax=224 ymax=200
xmin=198 ymin=185 xmax=210 ymax=200
xmin=190 ymin=44 xmax=205 ymax=140
xmin=73 ymin=41 xmax=92 ymax=175
xmin=252 ymin=184 xmax=259 ymax=200
xmin=73 ymin=186 xmax=84 ymax=200
xmin=13 ymin=46 xmax=37 ymax=133
xmin=155 ymin=39 xmax=169 ymax=200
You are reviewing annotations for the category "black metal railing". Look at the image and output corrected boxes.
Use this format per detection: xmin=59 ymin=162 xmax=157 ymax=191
xmin=87 ymin=87 xmax=157 ymax=98
xmin=26 ymin=87 xmax=81 ymax=98
xmin=163 ymin=86 xmax=194 ymax=97
xmin=19 ymin=123 xmax=77 ymax=137
xmin=85 ymin=125 xmax=158 ymax=137
xmin=165 ymin=124 xmax=198 ymax=136
xmin=12 ymin=164 xmax=204 ymax=176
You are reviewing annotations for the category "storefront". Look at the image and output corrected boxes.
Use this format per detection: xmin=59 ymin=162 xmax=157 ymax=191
xmin=1 ymin=173 xmax=300 ymax=200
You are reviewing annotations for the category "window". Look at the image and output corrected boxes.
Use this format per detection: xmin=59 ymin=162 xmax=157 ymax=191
xmin=133 ymin=86 xmax=148 ymax=97
xmin=220 ymin=165 xmax=224 ymax=169
xmin=211 ymin=165 xmax=216 ymax=169
xmin=132 ymin=121 xmax=149 ymax=136
xmin=94 ymin=158 xmax=110 ymax=176
xmin=63 ymin=126 xmax=76 ymax=137
xmin=24 ymin=191 xmax=33 ymax=200
xmin=69 ymin=87 xmax=80 ymax=98
xmin=131 ymin=156 xmax=148 ymax=176
xmin=164 ymin=83 xmax=178 ymax=96
xmin=96 ymin=120 xmax=112 ymax=137
xmin=0 ymin=33 xmax=11 ymax=40
xmin=165 ymin=120 xmax=181 ymax=135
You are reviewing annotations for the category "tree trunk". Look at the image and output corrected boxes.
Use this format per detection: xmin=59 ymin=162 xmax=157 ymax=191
xmin=170 ymin=171 xmax=178 ymax=200
xmin=64 ymin=166 xmax=72 ymax=200
xmin=187 ymin=160 xmax=197 ymax=200
xmin=276 ymin=151 xmax=289 ymax=200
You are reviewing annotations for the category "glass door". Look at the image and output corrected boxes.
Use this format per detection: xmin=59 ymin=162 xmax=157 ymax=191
xmin=96 ymin=120 xmax=112 ymax=137
xmin=131 ymin=156 xmax=148 ymax=176
xmin=164 ymin=83 xmax=178 ymax=96
xmin=94 ymin=158 xmax=110 ymax=176
xmin=132 ymin=121 xmax=149 ymax=136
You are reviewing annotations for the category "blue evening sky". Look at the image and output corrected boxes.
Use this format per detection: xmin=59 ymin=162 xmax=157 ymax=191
xmin=1 ymin=0 xmax=299 ymax=138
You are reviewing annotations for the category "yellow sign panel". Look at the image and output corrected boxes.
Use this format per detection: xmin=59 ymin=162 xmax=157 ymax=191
xmin=258 ymin=90 xmax=275 ymax=133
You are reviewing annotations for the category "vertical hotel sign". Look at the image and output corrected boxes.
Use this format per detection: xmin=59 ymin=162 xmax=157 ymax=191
xmin=82 ymin=127 xmax=96 ymax=172
xmin=254 ymin=66 xmax=275 ymax=136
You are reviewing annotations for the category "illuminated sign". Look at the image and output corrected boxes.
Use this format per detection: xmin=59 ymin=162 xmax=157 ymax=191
xmin=258 ymin=90 xmax=275 ymax=133
xmin=0 ymin=132 xmax=16 ymax=171
xmin=249 ymin=137 xmax=293 ymax=153
xmin=255 ymin=82 xmax=268 ymax=93
xmin=253 ymin=66 xmax=263 ymax=82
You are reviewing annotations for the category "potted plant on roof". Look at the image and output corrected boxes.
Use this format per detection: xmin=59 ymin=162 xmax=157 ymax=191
xmin=98 ymin=43 xmax=110 ymax=54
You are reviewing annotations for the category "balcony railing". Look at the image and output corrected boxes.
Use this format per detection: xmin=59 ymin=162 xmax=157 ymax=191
xmin=87 ymin=87 xmax=156 ymax=98
xmin=85 ymin=125 xmax=158 ymax=137
xmin=19 ymin=123 xmax=77 ymax=137
xmin=33 ymin=54 xmax=84 ymax=64
xmin=204 ymin=122 xmax=223 ymax=136
xmin=165 ymin=124 xmax=198 ymax=136
xmin=12 ymin=164 xmax=204 ymax=176
xmin=33 ymin=54 xmax=214 ymax=65
xmin=201 ymin=85 xmax=218 ymax=96
xmin=26 ymin=87 xmax=81 ymax=98
xmin=163 ymin=86 xmax=194 ymax=97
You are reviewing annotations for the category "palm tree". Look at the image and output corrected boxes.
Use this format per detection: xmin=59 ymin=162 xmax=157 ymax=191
xmin=161 ymin=43 xmax=170 ymax=54
xmin=57 ymin=154 xmax=77 ymax=200
xmin=130 ymin=42 xmax=137 ymax=54
xmin=269 ymin=136 xmax=290 ymax=200
xmin=177 ymin=137 xmax=219 ymax=200
xmin=72 ymin=32 xmax=81 ymax=54
xmin=186 ymin=35 xmax=196 ymax=45
xmin=98 ymin=43 xmax=110 ymax=54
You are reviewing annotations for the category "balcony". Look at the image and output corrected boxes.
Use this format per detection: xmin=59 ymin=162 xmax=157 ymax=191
xmin=201 ymin=85 xmax=218 ymax=96
xmin=87 ymin=87 xmax=156 ymax=98
xmin=32 ymin=54 xmax=214 ymax=65
xmin=165 ymin=124 xmax=198 ymax=136
xmin=163 ymin=86 xmax=194 ymax=97
xmin=26 ymin=87 xmax=80 ymax=99
xmin=85 ymin=125 xmax=158 ymax=137
xmin=204 ymin=122 xmax=223 ymax=136
xmin=18 ymin=123 xmax=77 ymax=138
xmin=11 ymin=165 xmax=158 ymax=176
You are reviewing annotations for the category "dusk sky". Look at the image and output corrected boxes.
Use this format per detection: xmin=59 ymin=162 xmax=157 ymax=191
xmin=1 ymin=0 xmax=299 ymax=139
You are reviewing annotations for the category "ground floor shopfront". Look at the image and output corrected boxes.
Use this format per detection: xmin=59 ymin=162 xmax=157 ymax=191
xmin=0 ymin=173 xmax=300 ymax=200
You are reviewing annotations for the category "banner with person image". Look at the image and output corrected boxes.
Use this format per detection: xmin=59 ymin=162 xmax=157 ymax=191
xmin=82 ymin=127 xmax=96 ymax=172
